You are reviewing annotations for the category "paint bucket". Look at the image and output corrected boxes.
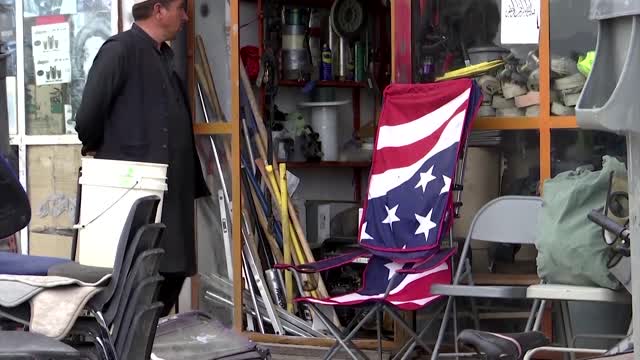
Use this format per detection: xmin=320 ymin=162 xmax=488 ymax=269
xmin=76 ymin=157 xmax=167 ymax=267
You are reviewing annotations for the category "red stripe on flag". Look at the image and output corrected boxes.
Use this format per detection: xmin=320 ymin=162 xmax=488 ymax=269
xmin=380 ymin=79 xmax=472 ymax=127
xmin=370 ymin=102 xmax=468 ymax=175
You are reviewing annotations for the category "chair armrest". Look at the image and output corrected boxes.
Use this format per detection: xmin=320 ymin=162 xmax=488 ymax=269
xmin=397 ymin=247 xmax=457 ymax=274
xmin=275 ymin=249 xmax=370 ymax=273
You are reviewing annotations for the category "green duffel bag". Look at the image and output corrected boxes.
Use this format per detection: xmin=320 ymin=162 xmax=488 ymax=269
xmin=536 ymin=155 xmax=626 ymax=290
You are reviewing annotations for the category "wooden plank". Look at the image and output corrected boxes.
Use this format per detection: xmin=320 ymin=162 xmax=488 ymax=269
xmin=193 ymin=122 xmax=233 ymax=134
xmin=474 ymin=116 xmax=540 ymax=130
xmin=285 ymin=161 xmax=371 ymax=169
xmin=230 ymin=0 xmax=243 ymax=333
xmin=248 ymin=332 xmax=396 ymax=351
xmin=469 ymin=273 xmax=541 ymax=286
xmin=550 ymin=116 xmax=578 ymax=129
xmin=279 ymin=80 xmax=366 ymax=88
xmin=539 ymin=0 xmax=552 ymax=181
xmin=392 ymin=0 xmax=412 ymax=83
xmin=261 ymin=343 xmax=392 ymax=360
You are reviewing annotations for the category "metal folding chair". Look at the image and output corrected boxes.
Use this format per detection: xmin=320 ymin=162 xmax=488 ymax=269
xmin=428 ymin=196 xmax=543 ymax=360
xmin=275 ymin=79 xmax=484 ymax=360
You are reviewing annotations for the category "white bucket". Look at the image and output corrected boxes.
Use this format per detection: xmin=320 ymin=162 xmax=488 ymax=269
xmin=76 ymin=157 xmax=168 ymax=268
xmin=299 ymin=99 xmax=350 ymax=161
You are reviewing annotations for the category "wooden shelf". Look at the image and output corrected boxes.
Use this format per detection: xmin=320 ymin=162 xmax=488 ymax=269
xmin=285 ymin=161 xmax=371 ymax=168
xmin=472 ymin=116 xmax=580 ymax=130
xmin=246 ymin=0 xmax=334 ymax=7
xmin=279 ymin=79 xmax=366 ymax=88
xmin=474 ymin=116 xmax=540 ymax=130
xmin=550 ymin=115 xmax=578 ymax=129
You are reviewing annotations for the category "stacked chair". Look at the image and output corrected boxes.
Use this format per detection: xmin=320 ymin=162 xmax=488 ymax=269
xmin=0 ymin=155 xmax=166 ymax=359
xmin=277 ymin=79 xmax=483 ymax=359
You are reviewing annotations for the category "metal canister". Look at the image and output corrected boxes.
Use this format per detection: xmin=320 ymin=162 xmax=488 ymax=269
xmin=284 ymin=8 xmax=302 ymax=25
xmin=281 ymin=25 xmax=308 ymax=80
xmin=354 ymin=41 xmax=364 ymax=82
xmin=320 ymin=43 xmax=332 ymax=81
xmin=337 ymin=37 xmax=348 ymax=80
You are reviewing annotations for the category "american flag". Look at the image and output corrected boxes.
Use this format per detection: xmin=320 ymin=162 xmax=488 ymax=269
xmin=288 ymin=80 xmax=482 ymax=310
xmin=359 ymin=79 xmax=482 ymax=261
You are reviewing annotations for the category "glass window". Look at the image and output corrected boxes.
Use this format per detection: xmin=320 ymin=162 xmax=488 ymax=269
xmin=498 ymin=130 xmax=541 ymax=195
xmin=26 ymin=144 xmax=81 ymax=258
xmin=22 ymin=1 xmax=113 ymax=135
xmin=0 ymin=145 xmax=19 ymax=253
xmin=195 ymin=134 xmax=234 ymax=327
xmin=411 ymin=0 xmax=539 ymax=117
xmin=1 ymin=0 xmax=16 ymax=134
xmin=551 ymin=129 xmax=626 ymax=177
xmin=550 ymin=0 xmax=597 ymax=116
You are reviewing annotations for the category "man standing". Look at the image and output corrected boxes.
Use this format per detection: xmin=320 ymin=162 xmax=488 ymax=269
xmin=74 ymin=0 xmax=209 ymax=316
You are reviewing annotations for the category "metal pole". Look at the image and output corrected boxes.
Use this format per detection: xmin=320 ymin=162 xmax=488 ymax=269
xmin=197 ymin=82 xmax=232 ymax=215
xmin=242 ymin=251 xmax=265 ymax=333
xmin=626 ymin=132 xmax=640 ymax=357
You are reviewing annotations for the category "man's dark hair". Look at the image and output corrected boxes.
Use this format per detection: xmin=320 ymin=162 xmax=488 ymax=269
xmin=132 ymin=0 xmax=173 ymax=21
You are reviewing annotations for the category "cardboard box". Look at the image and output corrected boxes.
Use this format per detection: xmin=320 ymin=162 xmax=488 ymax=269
xmin=27 ymin=145 xmax=81 ymax=258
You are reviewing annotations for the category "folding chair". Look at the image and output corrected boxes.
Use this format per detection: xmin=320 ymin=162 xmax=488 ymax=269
xmin=440 ymin=196 xmax=631 ymax=360
xmin=277 ymin=79 xmax=483 ymax=359
xmin=428 ymin=196 xmax=542 ymax=360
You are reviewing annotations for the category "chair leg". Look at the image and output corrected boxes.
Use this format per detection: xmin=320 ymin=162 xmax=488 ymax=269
xmin=525 ymin=299 xmax=541 ymax=332
xmin=464 ymin=260 xmax=480 ymax=331
xmin=393 ymin=302 xmax=446 ymax=360
xmin=324 ymin=307 xmax=371 ymax=359
xmin=309 ymin=303 xmax=378 ymax=360
xmin=452 ymin=298 xmax=459 ymax=357
xmin=560 ymin=301 xmax=576 ymax=360
xmin=383 ymin=305 xmax=433 ymax=357
xmin=430 ymin=296 xmax=454 ymax=360
xmin=94 ymin=336 xmax=112 ymax=360
xmin=533 ymin=300 xmax=547 ymax=331
xmin=377 ymin=308 xmax=383 ymax=360
xmin=91 ymin=310 xmax=118 ymax=360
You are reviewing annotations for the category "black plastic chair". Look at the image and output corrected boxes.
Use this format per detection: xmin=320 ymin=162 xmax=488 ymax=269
xmin=100 ymin=223 xmax=165 ymax=325
xmin=0 ymin=331 xmax=88 ymax=359
xmin=112 ymin=275 xmax=163 ymax=345
xmin=118 ymin=302 xmax=164 ymax=360
xmin=70 ymin=247 xmax=165 ymax=355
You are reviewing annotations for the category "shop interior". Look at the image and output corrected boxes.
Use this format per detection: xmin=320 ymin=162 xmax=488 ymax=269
xmin=0 ymin=0 xmax=636 ymax=359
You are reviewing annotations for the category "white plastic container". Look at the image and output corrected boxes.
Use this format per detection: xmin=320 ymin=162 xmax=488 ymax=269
xmin=299 ymin=99 xmax=350 ymax=161
xmin=76 ymin=157 xmax=168 ymax=268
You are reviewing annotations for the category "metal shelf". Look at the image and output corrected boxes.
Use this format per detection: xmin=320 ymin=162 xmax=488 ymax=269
xmin=279 ymin=80 xmax=367 ymax=88
xmin=285 ymin=161 xmax=371 ymax=168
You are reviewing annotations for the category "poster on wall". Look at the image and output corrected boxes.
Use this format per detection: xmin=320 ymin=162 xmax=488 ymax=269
xmin=500 ymin=0 xmax=540 ymax=44
xmin=23 ymin=0 xmax=77 ymax=17
xmin=31 ymin=22 xmax=72 ymax=86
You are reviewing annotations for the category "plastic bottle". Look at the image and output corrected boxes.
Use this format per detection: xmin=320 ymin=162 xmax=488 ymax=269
xmin=321 ymin=43 xmax=332 ymax=81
